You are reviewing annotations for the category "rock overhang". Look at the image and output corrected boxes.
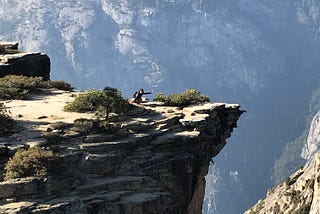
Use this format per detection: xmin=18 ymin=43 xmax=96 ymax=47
xmin=0 ymin=91 xmax=243 ymax=214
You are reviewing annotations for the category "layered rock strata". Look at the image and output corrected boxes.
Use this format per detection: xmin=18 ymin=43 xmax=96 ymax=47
xmin=0 ymin=91 xmax=242 ymax=213
xmin=0 ymin=42 xmax=50 ymax=80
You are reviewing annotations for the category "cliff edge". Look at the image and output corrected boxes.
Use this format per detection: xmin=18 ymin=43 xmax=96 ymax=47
xmin=0 ymin=90 xmax=242 ymax=214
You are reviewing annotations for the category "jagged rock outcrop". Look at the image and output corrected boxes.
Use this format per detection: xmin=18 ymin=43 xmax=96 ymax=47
xmin=302 ymin=110 xmax=320 ymax=161
xmin=0 ymin=91 xmax=242 ymax=214
xmin=245 ymin=151 xmax=320 ymax=214
xmin=0 ymin=42 xmax=50 ymax=80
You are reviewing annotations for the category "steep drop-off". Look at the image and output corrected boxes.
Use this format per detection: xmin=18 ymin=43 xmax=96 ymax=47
xmin=0 ymin=90 xmax=242 ymax=213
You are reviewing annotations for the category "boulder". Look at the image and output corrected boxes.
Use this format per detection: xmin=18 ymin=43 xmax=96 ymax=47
xmin=0 ymin=42 xmax=50 ymax=80
xmin=0 ymin=42 xmax=18 ymax=53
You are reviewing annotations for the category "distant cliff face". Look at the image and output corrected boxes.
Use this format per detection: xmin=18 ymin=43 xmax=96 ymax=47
xmin=0 ymin=91 xmax=242 ymax=214
xmin=245 ymin=151 xmax=320 ymax=214
xmin=0 ymin=0 xmax=314 ymax=93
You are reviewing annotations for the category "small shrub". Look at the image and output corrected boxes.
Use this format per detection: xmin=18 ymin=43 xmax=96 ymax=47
xmin=0 ymin=103 xmax=14 ymax=135
xmin=154 ymin=89 xmax=210 ymax=107
xmin=72 ymin=118 xmax=118 ymax=134
xmin=64 ymin=87 xmax=132 ymax=120
xmin=0 ymin=87 xmax=29 ymax=100
xmin=43 ymin=132 xmax=65 ymax=144
xmin=0 ymin=75 xmax=43 ymax=99
xmin=4 ymin=147 xmax=58 ymax=180
xmin=0 ymin=75 xmax=74 ymax=100
xmin=0 ymin=75 xmax=43 ymax=89
xmin=50 ymin=121 xmax=71 ymax=130
xmin=40 ymin=80 xmax=73 ymax=91
xmin=72 ymin=118 xmax=97 ymax=134
xmin=64 ymin=89 xmax=107 ymax=113
xmin=100 ymin=86 xmax=133 ymax=119
xmin=153 ymin=92 xmax=166 ymax=102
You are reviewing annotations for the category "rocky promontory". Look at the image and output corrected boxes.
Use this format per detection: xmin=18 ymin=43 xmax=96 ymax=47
xmin=0 ymin=42 xmax=50 ymax=80
xmin=0 ymin=89 xmax=242 ymax=214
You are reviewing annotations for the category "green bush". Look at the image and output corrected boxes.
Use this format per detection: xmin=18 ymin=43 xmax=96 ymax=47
xmin=4 ymin=147 xmax=58 ymax=181
xmin=64 ymin=89 xmax=107 ymax=113
xmin=0 ymin=75 xmax=43 ymax=99
xmin=153 ymin=92 xmax=166 ymax=102
xmin=43 ymin=132 xmax=65 ymax=144
xmin=40 ymin=80 xmax=73 ymax=91
xmin=49 ymin=121 xmax=71 ymax=130
xmin=0 ymin=103 xmax=14 ymax=135
xmin=72 ymin=118 xmax=98 ymax=134
xmin=64 ymin=87 xmax=132 ymax=120
xmin=71 ymin=118 xmax=118 ymax=134
xmin=153 ymin=89 xmax=210 ymax=107
xmin=0 ymin=75 xmax=73 ymax=100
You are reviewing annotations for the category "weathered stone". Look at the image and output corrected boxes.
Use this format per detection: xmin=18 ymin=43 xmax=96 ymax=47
xmin=120 ymin=121 xmax=151 ymax=132
xmin=0 ymin=176 xmax=84 ymax=200
xmin=0 ymin=42 xmax=50 ymax=80
xmin=79 ymin=154 xmax=120 ymax=175
xmin=84 ymin=134 xmax=117 ymax=143
xmin=0 ymin=145 xmax=8 ymax=156
xmin=0 ymin=53 xmax=50 ymax=80
xmin=0 ymin=178 xmax=45 ymax=199
xmin=45 ymin=175 xmax=83 ymax=193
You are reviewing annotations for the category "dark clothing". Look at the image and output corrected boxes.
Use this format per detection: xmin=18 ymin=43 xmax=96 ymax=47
xmin=132 ymin=89 xmax=152 ymax=103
